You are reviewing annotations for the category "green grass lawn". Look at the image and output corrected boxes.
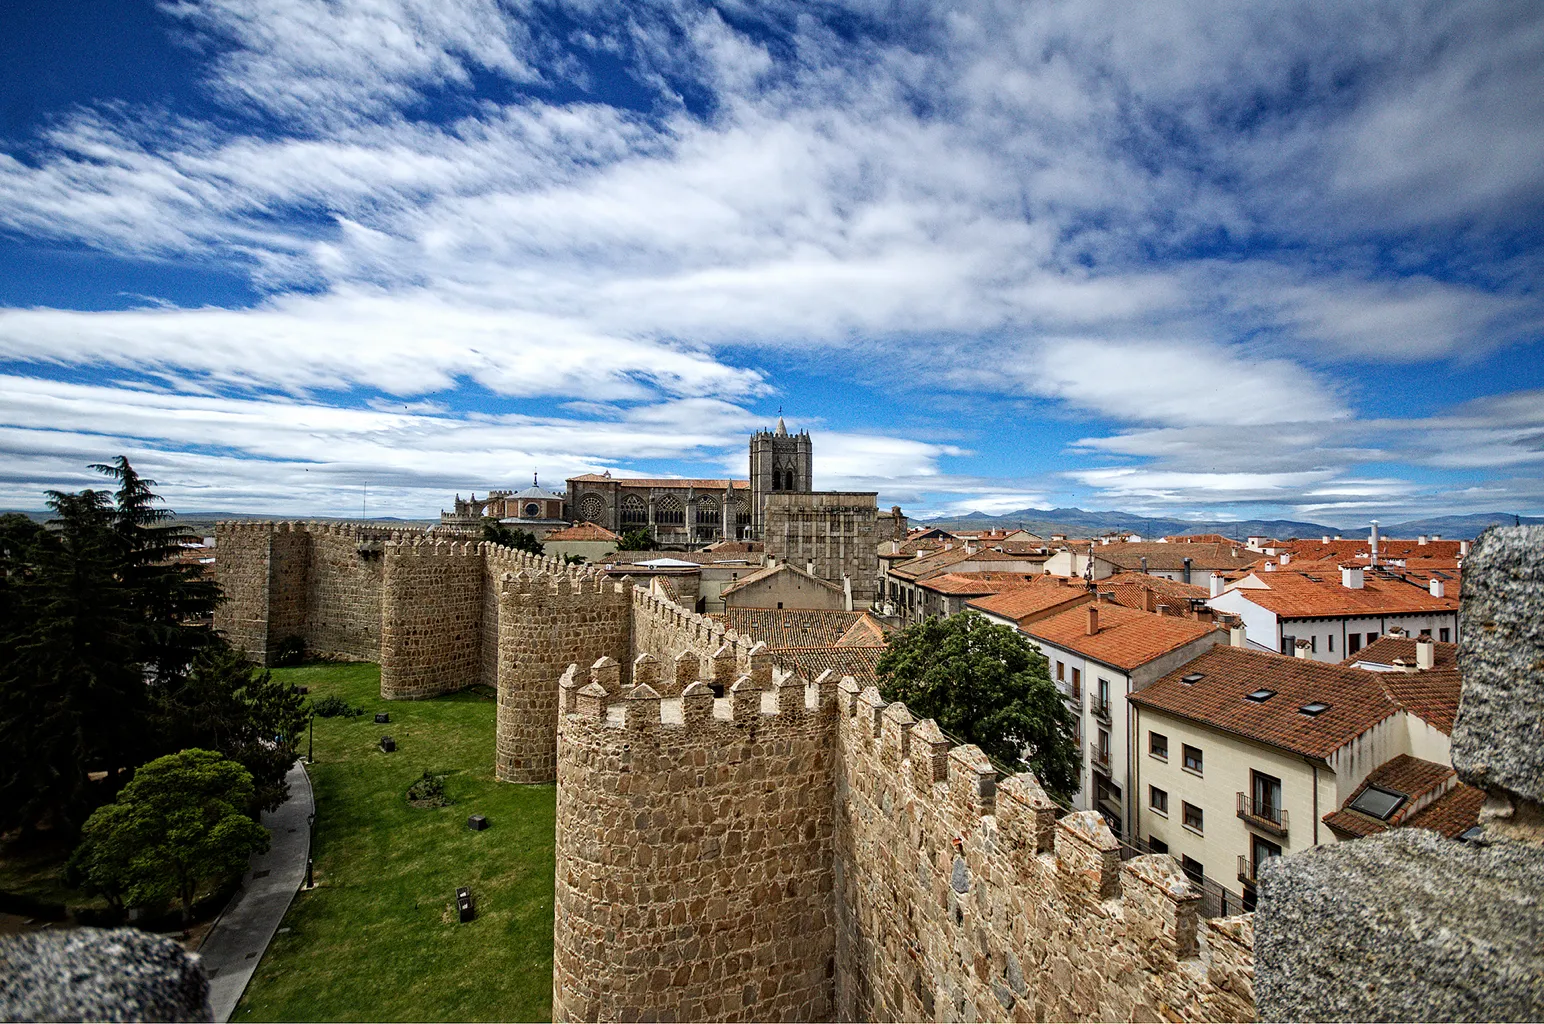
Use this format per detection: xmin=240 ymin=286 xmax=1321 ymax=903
xmin=233 ymin=663 xmax=556 ymax=1023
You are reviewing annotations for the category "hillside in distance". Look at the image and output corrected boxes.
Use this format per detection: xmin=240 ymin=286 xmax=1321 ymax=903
xmin=919 ymin=506 xmax=1542 ymax=540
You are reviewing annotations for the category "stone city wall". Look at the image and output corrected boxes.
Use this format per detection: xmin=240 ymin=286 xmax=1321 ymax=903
xmin=832 ymin=680 xmax=1256 ymax=1023
xmin=495 ymin=570 xmax=632 ymax=783
xmin=305 ymin=525 xmax=384 ymax=660
xmin=630 ymin=586 xmax=763 ymax=696
xmin=213 ymin=521 xmax=279 ymax=658
xmin=380 ymin=539 xmax=486 ymax=700
xmin=552 ymin=655 xmax=840 ymax=1023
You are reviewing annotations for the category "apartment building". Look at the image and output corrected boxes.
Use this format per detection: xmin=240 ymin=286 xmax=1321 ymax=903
xmin=1127 ymin=640 xmax=1462 ymax=910
xmin=1207 ymin=563 xmax=1459 ymax=662
xmin=1042 ymin=541 xmax=1258 ymax=583
xmin=1020 ymin=601 xmax=1227 ymax=837
xmin=880 ymin=545 xmax=1047 ymax=623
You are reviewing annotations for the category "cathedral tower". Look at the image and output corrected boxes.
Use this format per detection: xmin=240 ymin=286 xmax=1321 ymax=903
xmin=749 ymin=415 xmax=813 ymax=538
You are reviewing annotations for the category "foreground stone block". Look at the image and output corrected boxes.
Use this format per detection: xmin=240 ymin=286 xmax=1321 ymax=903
xmin=0 ymin=927 xmax=212 ymax=1022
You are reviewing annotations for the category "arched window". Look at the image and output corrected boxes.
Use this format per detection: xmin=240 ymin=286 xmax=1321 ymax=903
xmin=656 ymin=495 xmax=684 ymax=526
xmin=524 ymin=502 xmax=540 ymax=518
xmin=620 ymin=494 xmax=647 ymax=525
xmin=579 ymin=495 xmax=605 ymax=523
xmin=696 ymin=499 xmax=720 ymax=526
xmin=728 ymin=499 xmax=750 ymax=528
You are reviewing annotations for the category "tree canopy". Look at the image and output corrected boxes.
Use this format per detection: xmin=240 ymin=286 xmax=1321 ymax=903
xmin=71 ymin=748 xmax=269 ymax=925
xmin=0 ymin=458 xmax=304 ymax=835
xmin=617 ymin=528 xmax=654 ymax=551
xmin=876 ymin=612 xmax=1080 ymax=799
xmin=481 ymin=519 xmax=544 ymax=555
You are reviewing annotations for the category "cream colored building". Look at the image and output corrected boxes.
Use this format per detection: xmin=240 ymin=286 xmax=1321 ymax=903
xmin=720 ymin=561 xmax=849 ymax=611
xmin=1128 ymin=638 xmax=1461 ymax=910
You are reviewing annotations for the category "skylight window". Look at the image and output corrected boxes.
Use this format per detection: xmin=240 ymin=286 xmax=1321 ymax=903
xmin=1181 ymin=673 xmax=1204 ymax=684
xmin=1349 ymin=785 xmax=1406 ymax=820
xmin=1299 ymin=702 xmax=1331 ymax=716
xmin=1244 ymin=688 xmax=1276 ymax=702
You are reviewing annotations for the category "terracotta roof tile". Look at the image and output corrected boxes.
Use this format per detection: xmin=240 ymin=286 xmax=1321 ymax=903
xmin=721 ymin=609 xmax=865 ymax=649
xmin=1322 ymin=754 xmax=1459 ymax=839
xmin=544 ymin=522 xmax=620 ymax=542
xmin=1225 ymin=568 xmax=1459 ymax=618
xmin=1023 ymin=602 xmax=1223 ymax=672
xmin=835 ymin=613 xmax=887 ymax=647
xmin=1343 ymin=637 xmax=1461 ymax=733
xmin=778 ymin=646 xmax=884 ymax=687
xmin=569 ymin=474 xmax=749 ymax=489
xmin=1093 ymin=542 xmax=1257 ymax=571
xmin=965 ymin=576 xmax=1093 ymax=624
xmin=1403 ymin=783 xmax=1485 ymax=840
xmin=921 ymin=572 xmax=1041 ymax=596
xmin=1098 ymin=575 xmax=1210 ymax=612
xmin=1129 ymin=646 xmax=1399 ymax=759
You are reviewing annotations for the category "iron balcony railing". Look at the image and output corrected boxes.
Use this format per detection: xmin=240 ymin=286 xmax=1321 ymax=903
xmin=1237 ymin=855 xmax=1255 ymax=885
xmin=1089 ymin=743 xmax=1111 ymax=773
xmin=1091 ymin=696 xmax=1112 ymax=721
xmin=1237 ymin=792 xmax=1289 ymax=837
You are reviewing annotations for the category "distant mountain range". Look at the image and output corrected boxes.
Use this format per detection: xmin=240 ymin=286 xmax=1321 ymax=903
xmin=917 ymin=507 xmax=1544 ymax=541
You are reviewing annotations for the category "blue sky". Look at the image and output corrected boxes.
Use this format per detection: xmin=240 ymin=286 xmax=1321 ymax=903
xmin=1 ymin=1 xmax=1541 ymax=525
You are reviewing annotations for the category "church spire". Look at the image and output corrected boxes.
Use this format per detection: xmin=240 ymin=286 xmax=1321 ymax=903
xmin=775 ymin=406 xmax=787 ymax=436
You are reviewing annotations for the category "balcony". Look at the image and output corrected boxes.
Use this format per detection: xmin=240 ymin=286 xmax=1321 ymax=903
xmin=1089 ymin=743 xmax=1111 ymax=774
xmin=1237 ymin=855 xmax=1256 ymax=886
xmin=1237 ymin=792 xmax=1289 ymax=838
xmin=1091 ymin=696 xmax=1112 ymax=722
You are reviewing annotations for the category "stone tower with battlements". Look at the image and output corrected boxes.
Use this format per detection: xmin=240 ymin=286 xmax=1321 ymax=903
xmin=749 ymin=415 xmax=813 ymax=538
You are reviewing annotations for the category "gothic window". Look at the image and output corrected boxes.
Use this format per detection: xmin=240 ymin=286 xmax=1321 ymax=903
xmin=579 ymin=495 xmax=605 ymax=523
xmin=697 ymin=499 xmax=720 ymax=526
xmin=770 ymin=467 xmax=782 ymax=491
xmin=657 ymin=495 xmax=684 ymax=526
xmin=727 ymin=499 xmax=749 ymax=527
xmin=621 ymin=494 xmax=647 ymax=526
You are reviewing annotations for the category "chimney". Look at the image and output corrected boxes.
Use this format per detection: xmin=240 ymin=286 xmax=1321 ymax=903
xmin=1195 ymin=607 xmax=1213 ymax=623
xmin=1230 ymin=623 xmax=1247 ymax=648
xmin=1335 ymin=534 xmax=1343 ymax=540
xmin=1264 ymin=561 xmax=1277 ymax=572
xmin=891 ymin=539 xmax=900 ymax=555
xmin=1432 ymin=534 xmax=1442 ymax=541
xmin=1418 ymin=535 xmax=1428 ymax=546
xmin=1294 ymin=639 xmax=1312 ymax=659
xmin=1209 ymin=573 xmax=1225 ymax=598
xmin=1279 ymin=552 xmax=1291 ymax=565
xmin=965 ymin=543 xmax=977 ymax=555
xmin=1145 ymin=590 xmax=1157 ymax=613
xmin=1156 ymin=603 xmax=1171 ymax=617
xmin=1322 ymin=535 xmax=1331 ymax=544
xmin=1086 ymin=605 xmax=1100 ymax=636
xmin=1369 ymin=520 xmax=1380 ymax=567
xmin=1415 ymin=635 xmax=1435 ymax=670
xmin=1140 ymin=556 xmax=1149 ymax=574
xmin=1182 ymin=556 xmax=1193 ymax=584
xmin=1341 ymin=565 xmax=1365 ymax=589
xmin=843 ymin=575 xmax=853 ymax=612
xmin=1429 ymin=578 xmax=1445 ymax=598
xmin=1460 ymin=540 xmax=1471 ymax=556
xmin=1387 ymin=626 xmax=1408 ymax=639
xmin=806 ymin=560 xmax=816 ymax=576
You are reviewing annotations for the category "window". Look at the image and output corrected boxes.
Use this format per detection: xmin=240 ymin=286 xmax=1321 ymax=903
xmin=578 ymin=494 xmax=606 ymax=523
xmin=1419 ymin=628 xmax=1432 ymax=637
xmin=697 ymin=500 xmax=720 ymax=526
xmin=1182 ymin=744 xmax=1203 ymax=774
xmin=1328 ymin=634 xmax=1334 ymax=653
xmin=1245 ymin=688 xmax=1276 ymax=702
xmin=1252 ymin=771 xmax=1283 ymax=824
xmin=1251 ymin=834 xmax=1281 ymax=875
xmin=1149 ymin=786 xmax=1169 ymax=815
xmin=620 ymin=494 xmax=647 ymax=525
xmin=1310 ymin=635 xmax=1317 ymax=653
xmin=1056 ymin=661 xmax=1064 ymax=681
xmin=1280 ymin=634 xmax=1296 ymax=655
xmin=1182 ymin=802 xmax=1204 ymax=833
xmin=524 ymin=501 xmax=540 ymax=517
xmin=656 ymin=496 xmax=684 ymax=526
xmin=1299 ymin=701 xmax=1330 ymax=716
xmin=1098 ymin=677 xmax=1110 ymax=705
xmin=1349 ymin=785 xmax=1406 ymax=820
xmin=1348 ymin=632 xmax=1362 ymax=655
xmin=1366 ymin=632 xmax=1378 ymax=647
xmin=1439 ymin=627 xmax=1451 ymax=642
xmin=1148 ymin=836 xmax=1169 ymax=855
xmin=1181 ymin=855 xmax=1204 ymax=886
xmin=1149 ymin=732 xmax=1168 ymax=760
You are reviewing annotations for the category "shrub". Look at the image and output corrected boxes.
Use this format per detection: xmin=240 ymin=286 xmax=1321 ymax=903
xmin=406 ymin=772 xmax=447 ymax=808
xmin=309 ymin=695 xmax=362 ymax=719
xmin=274 ymin=635 xmax=306 ymax=666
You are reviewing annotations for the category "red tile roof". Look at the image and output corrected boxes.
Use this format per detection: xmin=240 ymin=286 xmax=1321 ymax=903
xmin=1093 ymin=542 xmax=1257 ymax=572
xmin=543 ymin=522 xmax=620 ymax=542
xmin=569 ymin=474 xmax=749 ymax=489
xmin=1403 ymin=783 xmax=1485 ymax=839
xmin=1129 ymin=646 xmax=1400 ymax=759
xmin=1023 ymin=602 xmax=1223 ymax=672
xmin=920 ymin=571 xmax=1041 ymax=596
xmin=1343 ymin=636 xmax=1461 ymax=733
xmin=965 ymin=576 xmax=1093 ymax=624
xmin=1098 ymin=575 xmax=1210 ymax=612
xmin=836 ymin=613 xmax=887 ymax=647
xmin=1322 ymin=754 xmax=1460 ymax=839
xmin=1225 ymin=568 xmax=1458 ymax=618
xmin=1279 ymin=537 xmax=1465 ymax=561
xmin=721 ymin=609 xmax=867 ymax=649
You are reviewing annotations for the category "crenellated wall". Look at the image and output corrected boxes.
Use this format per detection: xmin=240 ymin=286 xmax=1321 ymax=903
xmin=305 ymin=525 xmax=384 ymax=660
xmin=380 ymin=540 xmax=486 ymax=699
xmin=552 ymin=656 xmax=840 ymax=1023
xmin=494 ymin=570 xmax=632 ymax=783
xmin=833 ymin=681 xmax=1255 ymax=1023
xmin=629 ymin=585 xmax=764 ymax=695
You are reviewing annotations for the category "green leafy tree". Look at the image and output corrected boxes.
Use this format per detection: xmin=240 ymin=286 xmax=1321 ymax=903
xmin=481 ymin=520 xmax=543 ymax=555
xmin=617 ymin=528 xmax=654 ymax=551
xmin=153 ymin=645 xmax=308 ymax=813
xmin=876 ymin=612 xmax=1080 ymax=799
xmin=73 ymin=749 xmax=269 ymax=928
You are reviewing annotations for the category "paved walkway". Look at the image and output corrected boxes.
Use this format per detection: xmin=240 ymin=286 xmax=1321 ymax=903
xmin=199 ymin=760 xmax=315 ymax=1023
